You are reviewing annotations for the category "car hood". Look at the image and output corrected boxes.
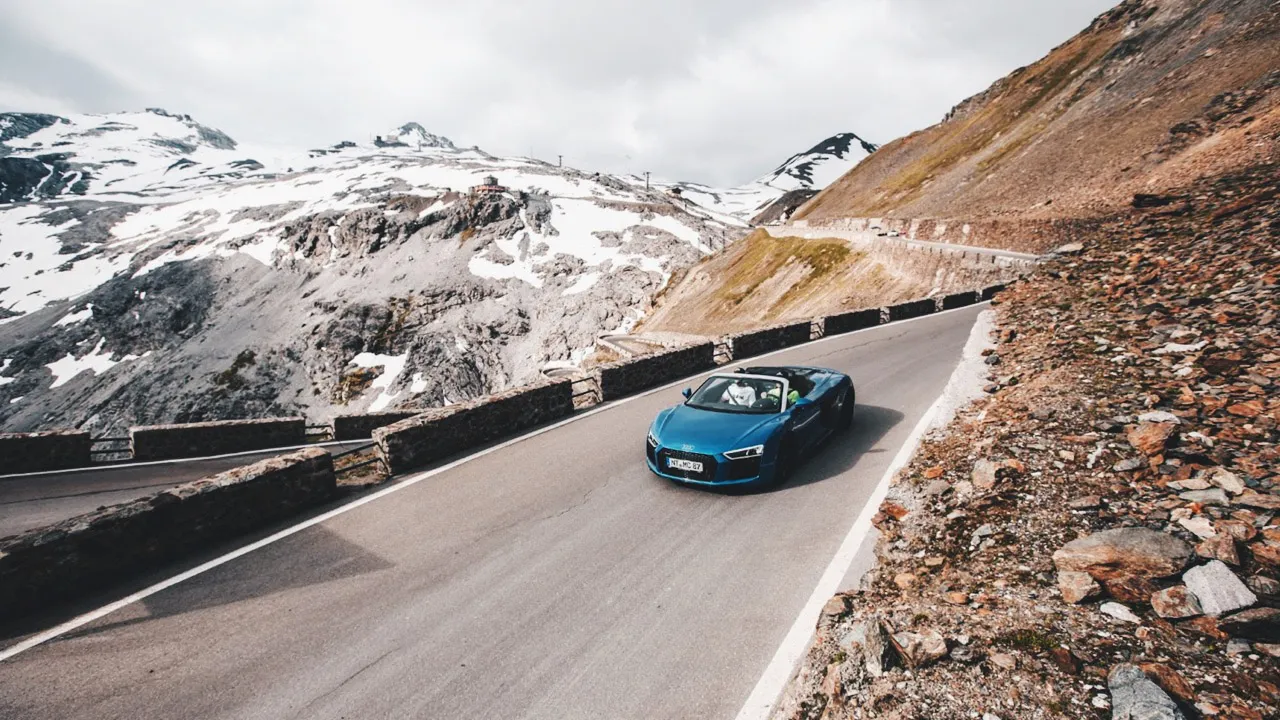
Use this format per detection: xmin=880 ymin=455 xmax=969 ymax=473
xmin=653 ymin=404 xmax=783 ymax=453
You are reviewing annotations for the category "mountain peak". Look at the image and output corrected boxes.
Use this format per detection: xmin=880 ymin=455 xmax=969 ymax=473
xmin=376 ymin=122 xmax=456 ymax=150
xmin=758 ymin=131 xmax=877 ymax=191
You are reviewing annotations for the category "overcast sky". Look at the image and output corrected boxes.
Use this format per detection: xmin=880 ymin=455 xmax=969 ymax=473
xmin=0 ymin=0 xmax=1117 ymax=186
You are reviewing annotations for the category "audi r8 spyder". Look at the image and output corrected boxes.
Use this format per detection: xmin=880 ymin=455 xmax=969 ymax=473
xmin=645 ymin=366 xmax=855 ymax=489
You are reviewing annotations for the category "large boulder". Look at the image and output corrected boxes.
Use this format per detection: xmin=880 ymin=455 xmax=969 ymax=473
xmin=1053 ymin=528 xmax=1192 ymax=581
xmin=1218 ymin=607 xmax=1280 ymax=643
xmin=1127 ymin=422 xmax=1177 ymax=456
xmin=890 ymin=629 xmax=948 ymax=668
xmin=1108 ymin=664 xmax=1187 ymax=720
xmin=1182 ymin=560 xmax=1256 ymax=617
xmin=1150 ymin=585 xmax=1202 ymax=619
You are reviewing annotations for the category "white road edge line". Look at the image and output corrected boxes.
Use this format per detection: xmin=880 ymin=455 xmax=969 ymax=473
xmin=733 ymin=308 xmax=991 ymax=720
xmin=0 ymin=302 xmax=987 ymax=663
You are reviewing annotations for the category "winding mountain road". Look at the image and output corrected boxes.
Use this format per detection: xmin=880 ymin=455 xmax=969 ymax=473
xmin=0 ymin=305 xmax=986 ymax=720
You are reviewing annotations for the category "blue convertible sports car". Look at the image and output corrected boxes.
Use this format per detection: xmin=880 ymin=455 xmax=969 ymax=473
xmin=645 ymin=366 xmax=855 ymax=489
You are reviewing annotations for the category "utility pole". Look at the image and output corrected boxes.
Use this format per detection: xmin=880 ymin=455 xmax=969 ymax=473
xmin=558 ymin=155 xmax=563 ymax=167
xmin=645 ymin=171 xmax=650 ymax=191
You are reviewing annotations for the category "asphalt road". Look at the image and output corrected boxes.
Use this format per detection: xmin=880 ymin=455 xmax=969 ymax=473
xmin=0 ymin=441 xmax=373 ymax=538
xmin=0 ymin=305 xmax=985 ymax=720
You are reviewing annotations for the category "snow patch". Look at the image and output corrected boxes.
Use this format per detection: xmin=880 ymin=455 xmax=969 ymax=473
xmin=55 ymin=304 xmax=94 ymax=326
xmin=45 ymin=339 xmax=140 ymax=389
xmin=349 ymin=351 xmax=409 ymax=412
xmin=409 ymin=372 xmax=429 ymax=394
xmin=563 ymin=272 xmax=601 ymax=295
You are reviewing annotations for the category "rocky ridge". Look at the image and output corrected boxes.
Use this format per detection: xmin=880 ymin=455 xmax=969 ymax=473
xmin=773 ymin=161 xmax=1280 ymax=718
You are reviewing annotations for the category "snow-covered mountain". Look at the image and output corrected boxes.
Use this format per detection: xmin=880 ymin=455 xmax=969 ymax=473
xmin=656 ymin=132 xmax=877 ymax=223
xmin=0 ymin=109 xmax=739 ymax=432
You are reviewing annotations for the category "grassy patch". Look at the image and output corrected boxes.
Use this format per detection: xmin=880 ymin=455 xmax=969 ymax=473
xmin=331 ymin=366 xmax=382 ymax=405
xmin=371 ymin=297 xmax=414 ymax=352
xmin=996 ymin=628 xmax=1059 ymax=653
xmin=712 ymin=230 xmax=858 ymax=318
xmin=212 ymin=349 xmax=257 ymax=390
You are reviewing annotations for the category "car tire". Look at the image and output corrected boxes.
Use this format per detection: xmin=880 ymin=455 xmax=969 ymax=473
xmin=838 ymin=389 xmax=856 ymax=431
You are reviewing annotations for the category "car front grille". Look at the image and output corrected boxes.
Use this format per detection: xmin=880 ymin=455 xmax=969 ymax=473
xmin=656 ymin=449 xmax=717 ymax=482
xmin=725 ymin=456 xmax=762 ymax=481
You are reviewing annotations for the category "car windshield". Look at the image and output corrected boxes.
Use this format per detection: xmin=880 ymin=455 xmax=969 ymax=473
xmin=686 ymin=376 xmax=786 ymax=414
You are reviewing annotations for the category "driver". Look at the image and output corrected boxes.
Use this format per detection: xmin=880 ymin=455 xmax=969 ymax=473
xmin=721 ymin=378 xmax=757 ymax=406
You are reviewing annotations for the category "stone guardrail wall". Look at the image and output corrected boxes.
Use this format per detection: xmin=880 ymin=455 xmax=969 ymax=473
xmin=594 ymin=342 xmax=715 ymax=401
xmin=375 ymin=378 xmax=574 ymax=475
xmin=981 ymin=284 xmax=1007 ymax=301
xmin=332 ymin=412 xmax=419 ymax=441
xmin=0 ymin=448 xmax=336 ymax=618
xmin=940 ymin=290 xmax=981 ymax=310
xmin=887 ymin=297 xmax=938 ymax=322
xmin=728 ymin=320 xmax=813 ymax=360
xmin=130 ymin=417 xmax=307 ymax=462
xmin=0 ymin=430 xmax=93 ymax=475
xmin=821 ymin=308 xmax=882 ymax=337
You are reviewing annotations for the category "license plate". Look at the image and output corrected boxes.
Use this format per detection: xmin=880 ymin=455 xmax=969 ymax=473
xmin=668 ymin=458 xmax=703 ymax=472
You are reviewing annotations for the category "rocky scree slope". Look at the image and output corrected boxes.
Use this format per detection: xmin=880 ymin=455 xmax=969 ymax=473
xmin=795 ymin=0 xmax=1280 ymax=240
xmin=774 ymin=163 xmax=1280 ymax=719
xmin=0 ymin=109 xmax=739 ymax=433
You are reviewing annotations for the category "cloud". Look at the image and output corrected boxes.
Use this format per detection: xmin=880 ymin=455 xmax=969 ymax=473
xmin=0 ymin=0 xmax=1117 ymax=185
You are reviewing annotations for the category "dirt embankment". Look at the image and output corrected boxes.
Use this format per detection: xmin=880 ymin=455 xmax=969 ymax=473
xmin=774 ymin=162 xmax=1280 ymax=719
xmin=636 ymin=229 xmax=1015 ymax=336
xmin=795 ymin=0 xmax=1280 ymax=238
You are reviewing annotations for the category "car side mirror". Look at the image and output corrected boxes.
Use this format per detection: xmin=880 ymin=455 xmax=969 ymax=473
xmin=792 ymin=397 xmax=813 ymax=408
xmin=682 ymin=388 xmax=692 ymax=399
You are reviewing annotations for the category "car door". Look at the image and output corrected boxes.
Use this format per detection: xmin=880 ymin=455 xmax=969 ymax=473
xmin=786 ymin=394 xmax=823 ymax=452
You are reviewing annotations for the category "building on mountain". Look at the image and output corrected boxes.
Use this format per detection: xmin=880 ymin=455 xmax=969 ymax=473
xmin=470 ymin=175 xmax=506 ymax=195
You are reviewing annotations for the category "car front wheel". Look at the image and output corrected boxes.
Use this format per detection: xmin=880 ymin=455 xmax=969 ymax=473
xmin=838 ymin=389 xmax=855 ymax=430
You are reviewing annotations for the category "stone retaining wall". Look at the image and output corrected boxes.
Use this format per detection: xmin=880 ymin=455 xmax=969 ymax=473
xmin=595 ymin=342 xmax=715 ymax=401
xmin=887 ymin=297 xmax=938 ymax=322
xmin=728 ymin=320 xmax=813 ymax=360
xmin=0 ymin=448 xmax=336 ymax=618
xmin=375 ymin=378 xmax=574 ymax=474
xmin=941 ymin=290 xmax=980 ymax=310
xmin=333 ymin=412 xmax=419 ymax=441
xmin=821 ymin=308 xmax=883 ymax=337
xmin=981 ymin=283 xmax=1008 ymax=301
xmin=131 ymin=417 xmax=307 ymax=462
xmin=0 ymin=430 xmax=93 ymax=475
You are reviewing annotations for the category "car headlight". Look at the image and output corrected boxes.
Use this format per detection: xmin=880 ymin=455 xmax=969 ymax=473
xmin=723 ymin=444 xmax=764 ymax=460
xmin=647 ymin=430 xmax=659 ymax=448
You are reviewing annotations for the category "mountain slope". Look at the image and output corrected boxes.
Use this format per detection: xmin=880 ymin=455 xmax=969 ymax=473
xmin=795 ymin=0 xmax=1280 ymax=229
xmin=0 ymin=111 xmax=739 ymax=432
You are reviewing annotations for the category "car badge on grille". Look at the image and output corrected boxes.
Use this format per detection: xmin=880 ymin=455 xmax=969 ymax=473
xmin=681 ymin=444 xmax=695 ymax=452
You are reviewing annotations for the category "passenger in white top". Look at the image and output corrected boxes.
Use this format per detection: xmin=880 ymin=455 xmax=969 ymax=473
xmin=722 ymin=380 xmax=757 ymax=406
